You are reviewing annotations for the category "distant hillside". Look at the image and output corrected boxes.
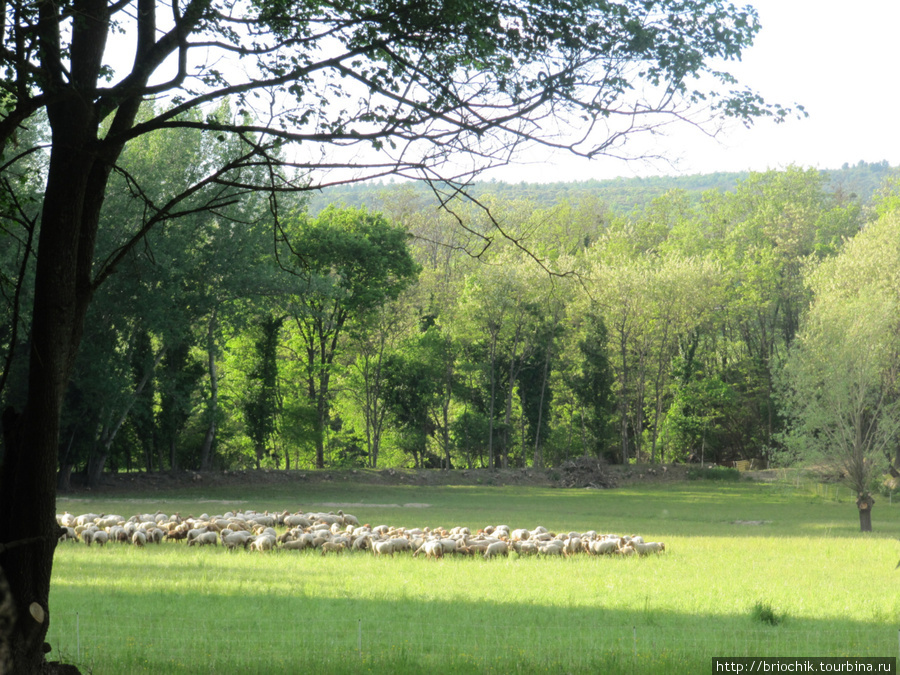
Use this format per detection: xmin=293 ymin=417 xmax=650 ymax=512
xmin=306 ymin=160 xmax=896 ymax=215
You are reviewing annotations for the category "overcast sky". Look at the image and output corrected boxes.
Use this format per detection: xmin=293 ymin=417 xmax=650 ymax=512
xmin=485 ymin=0 xmax=900 ymax=183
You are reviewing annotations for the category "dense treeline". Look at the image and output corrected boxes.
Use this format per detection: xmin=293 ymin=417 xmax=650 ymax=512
xmin=1 ymin=121 xmax=898 ymax=485
xmin=306 ymin=160 xmax=895 ymax=214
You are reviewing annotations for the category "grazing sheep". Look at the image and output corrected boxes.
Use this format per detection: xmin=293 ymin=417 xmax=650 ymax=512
xmin=281 ymin=539 xmax=311 ymax=551
xmin=510 ymin=529 xmax=531 ymax=541
xmin=338 ymin=510 xmax=360 ymax=527
xmin=483 ymin=541 xmax=509 ymax=560
xmin=320 ymin=541 xmax=345 ymax=555
xmin=223 ymin=531 xmax=254 ymax=551
xmin=69 ymin=506 xmax=668 ymax=564
xmin=188 ymin=531 xmax=219 ymax=547
xmin=589 ymin=540 xmax=619 ymax=556
xmin=616 ymin=543 xmax=636 ymax=557
xmin=632 ymin=541 xmax=665 ymax=556
xmin=372 ymin=539 xmax=397 ymax=557
xmin=513 ymin=541 xmax=539 ymax=556
xmin=415 ymin=540 xmax=444 ymax=560
xmin=81 ymin=527 xmax=98 ymax=546
xmin=284 ymin=514 xmax=311 ymax=528
xmin=75 ymin=514 xmax=100 ymax=528
xmin=538 ymin=541 xmax=565 ymax=556
xmin=250 ymin=535 xmax=276 ymax=552
xmin=563 ymin=537 xmax=583 ymax=556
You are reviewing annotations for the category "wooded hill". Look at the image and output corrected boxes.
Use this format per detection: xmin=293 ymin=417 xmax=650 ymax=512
xmin=307 ymin=160 xmax=895 ymax=214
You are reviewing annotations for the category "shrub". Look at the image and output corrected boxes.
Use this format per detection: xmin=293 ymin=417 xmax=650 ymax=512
xmin=751 ymin=601 xmax=783 ymax=626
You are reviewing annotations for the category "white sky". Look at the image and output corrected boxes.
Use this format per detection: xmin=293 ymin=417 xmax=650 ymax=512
xmin=484 ymin=0 xmax=900 ymax=182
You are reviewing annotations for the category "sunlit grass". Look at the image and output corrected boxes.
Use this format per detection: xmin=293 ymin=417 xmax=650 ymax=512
xmin=50 ymin=479 xmax=900 ymax=673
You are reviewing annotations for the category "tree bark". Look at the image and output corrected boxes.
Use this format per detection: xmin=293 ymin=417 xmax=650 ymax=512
xmin=0 ymin=119 xmax=107 ymax=670
xmin=856 ymin=493 xmax=874 ymax=532
xmin=199 ymin=310 xmax=219 ymax=471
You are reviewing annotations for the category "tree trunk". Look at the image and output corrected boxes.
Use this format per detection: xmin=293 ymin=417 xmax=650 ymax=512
xmin=0 ymin=124 xmax=109 ymax=670
xmin=856 ymin=493 xmax=874 ymax=532
xmin=532 ymin=345 xmax=551 ymax=469
xmin=199 ymin=312 xmax=219 ymax=471
xmin=169 ymin=439 xmax=178 ymax=474
xmin=315 ymin=396 xmax=327 ymax=469
xmin=86 ymin=450 xmax=108 ymax=489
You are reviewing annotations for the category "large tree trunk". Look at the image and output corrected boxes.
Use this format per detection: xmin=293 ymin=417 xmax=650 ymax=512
xmin=86 ymin=450 xmax=108 ymax=489
xmin=856 ymin=493 xmax=874 ymax=532
xmin=0 ymin=36 xmax=124 ymax=662
xmin=0 ymin=141 xmax=100 ymax=672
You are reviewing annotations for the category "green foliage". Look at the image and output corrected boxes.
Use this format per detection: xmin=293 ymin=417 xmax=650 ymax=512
xmin=241 ymin=316 xmax=284 ymax=468
xmin=9 ymin=154 xmax=894 ymax=478
xmin=778 ymin=209 xmax=900 ymax=526
xmin=567 ymin=309 xmax=616 ymax=461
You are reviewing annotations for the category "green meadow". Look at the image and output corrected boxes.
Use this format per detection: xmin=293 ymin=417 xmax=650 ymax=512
xmin=50 ymin=478 xmax=900 ymax=673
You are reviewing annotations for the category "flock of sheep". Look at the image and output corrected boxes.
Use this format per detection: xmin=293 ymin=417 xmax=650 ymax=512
xmin=56 ymin=508 xmax=666 ymax=559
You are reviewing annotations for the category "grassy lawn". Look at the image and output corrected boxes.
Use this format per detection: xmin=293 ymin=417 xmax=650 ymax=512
xmin=50 ymin=478 xmax=900 ymax=673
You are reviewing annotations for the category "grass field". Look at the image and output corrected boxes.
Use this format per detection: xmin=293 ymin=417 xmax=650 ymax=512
xmin=50 ymin=477 xmax=900 ymax=673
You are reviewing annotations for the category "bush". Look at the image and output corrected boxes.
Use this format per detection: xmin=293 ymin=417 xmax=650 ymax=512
xmin=751 ymin=601 xmax=784 ymax=626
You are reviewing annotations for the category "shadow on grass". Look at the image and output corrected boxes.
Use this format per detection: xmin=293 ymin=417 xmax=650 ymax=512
xmin=47 ymin=587 xmax=896 ymax=675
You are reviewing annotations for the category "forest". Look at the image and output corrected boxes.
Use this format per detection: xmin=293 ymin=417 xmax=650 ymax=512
xmin=2 ymin=112 xmax=897 ymax=489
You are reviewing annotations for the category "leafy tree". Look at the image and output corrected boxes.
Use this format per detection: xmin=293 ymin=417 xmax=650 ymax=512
xmin=779 ymin=211 xmax=900 ymax=532
xmin=0 ymin=0 xmax=789 ymax=665
xmin=381 ymin=336 xmax=444 ymax=468
xmin=344 ymin=295 xmax=419 ymax=468
xmin=697 ymin=168 xmax=862 ymax=449
xmin=283 ymin=206 xmax=419 ymax=468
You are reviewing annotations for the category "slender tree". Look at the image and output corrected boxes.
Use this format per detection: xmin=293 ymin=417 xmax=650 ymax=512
xmin=780 ymin=211 xmax=900 ymax=532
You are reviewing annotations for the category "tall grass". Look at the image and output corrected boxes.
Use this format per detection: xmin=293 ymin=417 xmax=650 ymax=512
xmin=51 ymin=480 xmax=900 ymax=673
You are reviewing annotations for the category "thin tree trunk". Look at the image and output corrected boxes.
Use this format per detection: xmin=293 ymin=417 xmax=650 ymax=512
xmin=199 ymin=310 xmax=219 ymax=471
xmin=488 ymin=335 xmax=497 ymax=470
xmin=532 ymin=344 xmax=551 ymax=468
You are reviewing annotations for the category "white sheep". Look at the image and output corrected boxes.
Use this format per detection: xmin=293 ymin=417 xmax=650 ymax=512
xmin=320 ymin=541 xmax=345 ymax=555
xmin=281 ymin=538 xmax=311 ymax=551
xmin=632 ymin=541 xmax=665 ymax=556
xmin=188 ymin=531 xmax=219 ymax=547
xmin=223 ymin=531 xmax=254 ymax=551
xmin=58 ymin=527 xmax=78 ymax=542
xmin=589 ymin=540 xmax=619 ymax=555
xmin=414 ymin=540 xmax=444 ymax=559
xmin=249 ymin=535 xmax=276 ymax=552
xmin=483 ymin=541 xmax=509 ymax=559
